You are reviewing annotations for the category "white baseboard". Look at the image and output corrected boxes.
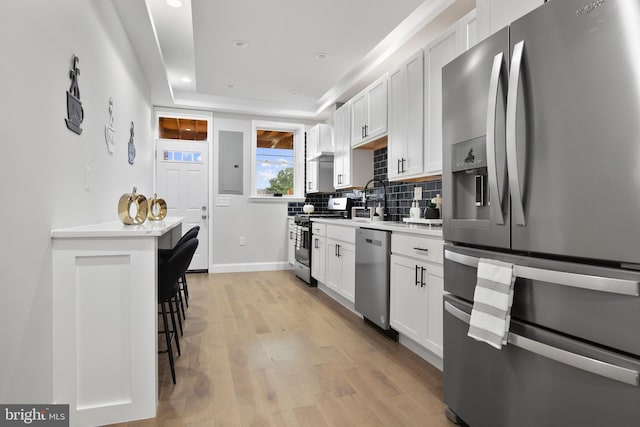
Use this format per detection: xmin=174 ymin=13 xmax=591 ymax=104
xmin=398 ymin=334 xmax=443 ymax=371
xmin=316 ymin=282 xmax=362 ymax=317
xmin=211 ymin=261 xmax=293 ymax=273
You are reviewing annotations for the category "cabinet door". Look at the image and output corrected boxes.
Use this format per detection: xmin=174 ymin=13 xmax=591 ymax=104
xmin=334 ymin=104 xmax=352 ymax=189
xmin=307 ymin=161 xmax=318 ymax=193
xmin=390 ymin=254 xmax=427 ymax=344
xmin=476 ymin=0 xmax=544 ymax=41
xmin=287 ymin=221 xmax=296 ymax=265
xmin=425 ymin=27 xmax=458 ymax=175
xmin=424 ymin=265 xmax=444 ymax=357
xmin=457 ymin=9 xmax=478 ymax=51
xmin=325 ymin=239 xmax=341 ymax=292
xmin=403 ymin=52 xmax=424 ymax=177
xmin=311 ymin=235 xmax=326 ymax=283
xmin=350 ymin=94 xmax=368 ymax=146
xmin=317 ymin=123 xmax=334 ymax=153
xmin=307 ymin=125 xmax=319 ymax=160
xmin=338 ymin=242 xmax=356 ymax=303
xmin=367 ymin=78 xmax=387 ymax=140
xmin=388 ymin=51 xmax=424 ymax=181
xmin=387 ymin=65 xmax=407 ymax=181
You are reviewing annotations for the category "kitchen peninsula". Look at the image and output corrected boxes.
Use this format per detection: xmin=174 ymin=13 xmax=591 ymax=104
xmin=51 ymin=217 xmax=182 ymax=426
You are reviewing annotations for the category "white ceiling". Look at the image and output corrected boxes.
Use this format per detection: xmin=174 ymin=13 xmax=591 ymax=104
xmin=114 ymin=0 xmax=474 ymax=119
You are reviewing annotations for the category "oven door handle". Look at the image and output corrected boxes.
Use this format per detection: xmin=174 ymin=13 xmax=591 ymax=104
xmin=444 ymin=250 xmax=640 ymax=297
xmin=444 ymin=302 xmax=640 ymax=387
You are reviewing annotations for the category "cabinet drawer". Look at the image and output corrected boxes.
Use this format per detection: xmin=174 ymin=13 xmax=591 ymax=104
xmin=312 ymin=222 xmax=326 ymax=236
xmin=392 ymin=233 xmax=443 ymax=264
xmin=326 ymin=224 xmax=356 ymax=243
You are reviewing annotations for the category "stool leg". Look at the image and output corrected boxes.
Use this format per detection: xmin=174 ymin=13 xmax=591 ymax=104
xmin=177 ymin=287 xmax=186 ymax=321
xmin=169 ymin=296 xmax=181 ymax=356
xmin=181 ymin=275 xmax=189 ymax=307
xmin=160 ymin=301 xmax=176 ymax=384
xmin=173 ymin=294 xmax=184 ymax=337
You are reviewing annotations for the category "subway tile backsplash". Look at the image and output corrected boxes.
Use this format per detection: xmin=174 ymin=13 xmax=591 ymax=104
xmin=290 ymin=146 xmax=442 ymax=222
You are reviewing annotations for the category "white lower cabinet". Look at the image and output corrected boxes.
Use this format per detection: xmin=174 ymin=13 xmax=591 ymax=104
xmin=311 ymin=223 xmax=326 ymax=283
xmin=325 ymin=224 xmax=356 ymax=303
xmin=287 ymin=218 xmax=296 ymax=266
xmin=311 ymin=235 xmax=326 ymax=283
xmin=326 ymin=239 xmax=356 ymax=303
xmin=390 ymin=233 xmax=444 ymax=357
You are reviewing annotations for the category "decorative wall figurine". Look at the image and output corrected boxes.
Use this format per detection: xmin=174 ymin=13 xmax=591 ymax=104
xmin=127 ymin=121 xmax=136 ymax=165
xmin=65 ymin=54 xmax=84 ymax=135
xmin=105 ymin=98 xmax=116 ymax=155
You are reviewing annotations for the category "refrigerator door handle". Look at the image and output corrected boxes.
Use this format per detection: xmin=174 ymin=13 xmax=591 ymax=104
xmin=506 ymin=40 xmax=527 ymax=226
xmin=444 ymin=302 xmax=640 ymax=387
xmin=444 ymin=249 xmax=640 ymax=296
xmin=486 ymin=52 xmax=506 ymax=225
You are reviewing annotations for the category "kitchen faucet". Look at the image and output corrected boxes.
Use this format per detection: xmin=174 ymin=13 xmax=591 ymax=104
xmin=362 ymin=178 xmax=388 ymax=220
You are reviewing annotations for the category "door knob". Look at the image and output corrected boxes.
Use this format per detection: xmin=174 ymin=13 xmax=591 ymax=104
xmin=202 ymin=214 xmax=208 ymax=220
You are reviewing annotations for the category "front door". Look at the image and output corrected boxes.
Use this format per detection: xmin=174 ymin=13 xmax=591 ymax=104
xmin=156 ymin=139 xmax=209 ymax=271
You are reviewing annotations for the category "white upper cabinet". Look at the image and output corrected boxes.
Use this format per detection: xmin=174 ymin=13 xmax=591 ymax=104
xmin=306 ymin=123 xmax=334 ymax=193
xmin=476 ymin=0 xmax=544 ymax=42
xmin=351 ymin=76 xmax=388 ymax=147
xmin=424 ymin=24 xmax=461 ymax=176
xmin=457 ymin=9 xmax=478 ymax=51
xmin=307 ymin=160 xmax=334 ymax=193
xmin=334 ymin=102 xmax=372 ymax=190
xmin=333 ymin=103 xmax=351 ymax=188
xmin=306 ymin=123 xmax=334 ymax=161
xmin=388 ymin=49 xmax=424 ymax=181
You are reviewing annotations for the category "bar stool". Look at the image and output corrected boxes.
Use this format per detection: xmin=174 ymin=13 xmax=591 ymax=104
xmin=159 ymin=225 xmax=200 ymax=317
xmin=158 ymin=238 xmax=198 ymax=384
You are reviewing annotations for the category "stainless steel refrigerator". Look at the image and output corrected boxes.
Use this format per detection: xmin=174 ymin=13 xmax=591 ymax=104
xmin=442 ymin=1 xmax=640 ymax=425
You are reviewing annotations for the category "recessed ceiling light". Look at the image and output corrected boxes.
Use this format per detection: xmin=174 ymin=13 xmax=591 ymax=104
xmin=314 ymin=52 xmax=329 ymax=60
xmin=227 ymin=84 xmax=236 ymax=89
xmin=232 ymin=40 xmax=249 ymax=48
xmin=180 ymin=76 xmax=192 ymax=83
xmin=288 ymin=91 xmax=298 ymax=96
xmin=184 ymin=128 xmax=192 ymax=131
xmin=166 ymin=0 xmax=182 ymax=8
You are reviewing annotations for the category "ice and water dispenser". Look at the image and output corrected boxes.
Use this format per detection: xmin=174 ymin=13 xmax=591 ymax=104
xmin=450 ymin=136 xmax=489 ymax=220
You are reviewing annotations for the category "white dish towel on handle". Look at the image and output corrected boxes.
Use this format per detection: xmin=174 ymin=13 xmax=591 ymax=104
xmin=467 ymin=258 xmax=516 ymax=349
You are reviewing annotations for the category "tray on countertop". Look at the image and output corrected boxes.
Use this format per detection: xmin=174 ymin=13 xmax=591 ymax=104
xmin=402 ymin=217 xmax=443 ymax=226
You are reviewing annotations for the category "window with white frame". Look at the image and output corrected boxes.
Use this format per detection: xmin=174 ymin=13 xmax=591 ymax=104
xmin=251 ymin=121 xmax=305 ymax=199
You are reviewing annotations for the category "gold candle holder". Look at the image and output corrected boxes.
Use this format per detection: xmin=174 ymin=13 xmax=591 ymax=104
xmin=118 ymin=187 xmax=148 ymax=225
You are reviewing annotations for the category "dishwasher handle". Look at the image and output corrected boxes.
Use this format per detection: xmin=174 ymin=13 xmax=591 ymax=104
xmin=365 ymin=238 xmax=382 ymax=247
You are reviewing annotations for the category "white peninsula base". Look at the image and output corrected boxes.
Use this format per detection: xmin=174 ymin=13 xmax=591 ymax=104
xmin=51 ymin=218 xmax=182 ymax=427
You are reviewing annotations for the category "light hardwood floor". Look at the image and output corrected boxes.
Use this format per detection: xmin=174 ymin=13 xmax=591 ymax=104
xmin=109 ymin=270 xmax=455 ymax=426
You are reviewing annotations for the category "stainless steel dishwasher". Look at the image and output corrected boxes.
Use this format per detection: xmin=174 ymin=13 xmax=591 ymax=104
xmin=355 ymin=228 xmax=391 ymax=330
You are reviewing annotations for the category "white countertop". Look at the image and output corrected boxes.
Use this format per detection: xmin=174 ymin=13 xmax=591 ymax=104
xmin=51 ymin=216 xmax=183 ymax=238
xmin=310 ymin=217 xmax=443 ymax=237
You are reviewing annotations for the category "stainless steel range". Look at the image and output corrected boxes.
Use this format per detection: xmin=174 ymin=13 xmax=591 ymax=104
xmin=293 ymin=197 xmax=351 ymax=285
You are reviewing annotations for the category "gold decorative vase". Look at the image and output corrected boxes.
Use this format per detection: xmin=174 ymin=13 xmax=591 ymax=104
xmin=147 ymin=193 xmax=167 ymax=221
xmin=118 ymin=187 xmax=148 ymax=225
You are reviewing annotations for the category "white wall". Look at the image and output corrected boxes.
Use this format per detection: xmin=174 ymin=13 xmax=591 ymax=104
xmin=211 ymin=114 xmax=316 ymax=272
xmin=0 ymin=0 xmax=152 ymax=402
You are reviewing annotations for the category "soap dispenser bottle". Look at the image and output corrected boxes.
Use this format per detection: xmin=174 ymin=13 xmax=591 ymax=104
xmin=409 ymin=200 xmax=421 ymax=219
